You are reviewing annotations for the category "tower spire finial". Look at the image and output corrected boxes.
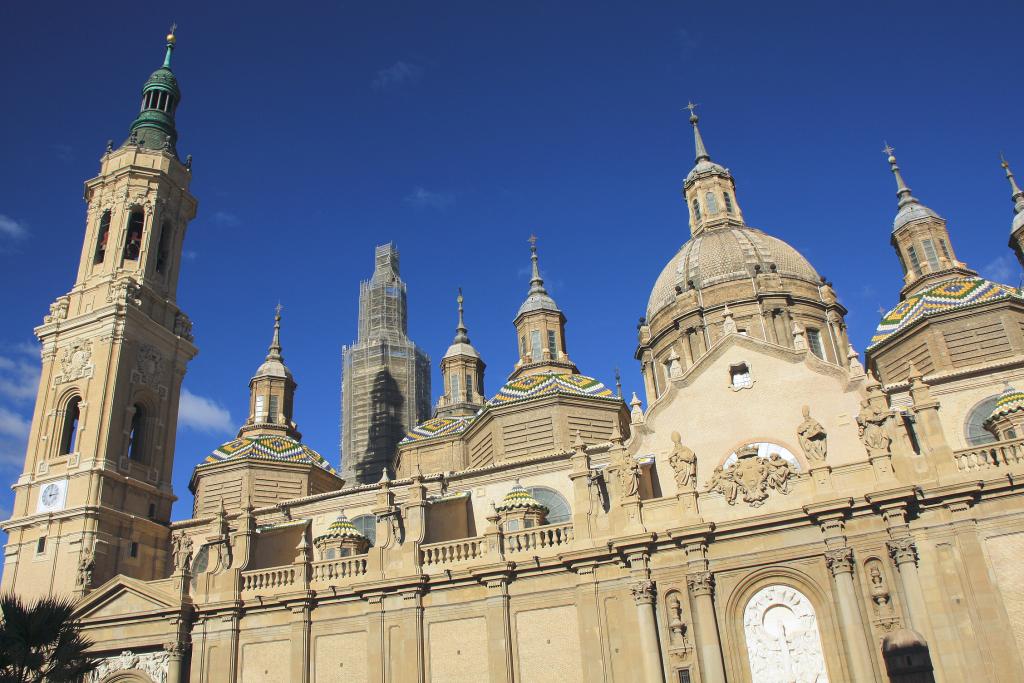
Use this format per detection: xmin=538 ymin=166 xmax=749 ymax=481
xmin=528 ymin=234 xmax=546 ymax=294
xmin=1001 ymin=153 xmax=1024 ymax=214
xmin=164 ymin=23 xmax=177 ymax=69
xmin=267 ymin=304 xmax=283 ymax=361
xmin=686 ymin=102 xmax=710 ymax=163
xmin=883 ymin=142 xmax=918 ymax=209
xmin=453 ymin=288 xmax=469 ymax=343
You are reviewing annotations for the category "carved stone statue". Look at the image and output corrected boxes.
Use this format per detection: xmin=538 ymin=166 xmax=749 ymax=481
xmin=667 ymin=593 xmax=691 ymax=651
xmin=613 ymin=449 xmax=640 ymax=499
xmin=765 ymin=453 xmax=796 ymax=494
xmin=706 ymin=465 xmax=739 ymax=505
xmin=796 ymin=405 xmax=827 ymax=463
xmin=857 ymin=399 xmax=892 ymax=456
xmin=76 ymin=546 xmax=95 ymax=588
xmin=172 ymin=532 xmax=194 ymax=573
xmin=668 ymin=431 xmax=697 ymax=490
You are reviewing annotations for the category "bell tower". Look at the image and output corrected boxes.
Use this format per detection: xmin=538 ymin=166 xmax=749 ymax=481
xmin=0 ymin=29 xmax=199 ymax=599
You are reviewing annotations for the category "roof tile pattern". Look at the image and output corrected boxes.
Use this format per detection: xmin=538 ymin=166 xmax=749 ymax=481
xmin=487 ymin=372 xmax=614 ymax=406
xmin=870 ymin=278 xmax=1023 ymax=347
xmin=205 ymin=434 xmax=336 ymax=474
xmin=400 ymin=415 xmax=476 ymax=444
xmin=986 ymin=385 xmax=1024 ymax=425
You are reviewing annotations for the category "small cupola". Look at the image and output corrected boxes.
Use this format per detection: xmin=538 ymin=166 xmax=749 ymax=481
xmin=983 ymin=384 xmax=1024 ymax=441
xmin=239 ymin=305 xmax=300 ymax=439
xmin=681 ymin=103 xmax=745 ymax=237
xmin=510 ymin=237 xmax=578 ymax=379
xmin=437 ymin=289 xmax=486 ymax=417
xmin=314 ymin=512 xmax=370 ymax=559
xmin=125 ymin=26 xmax=182 ymax=156
xmin=495 ymin=480 xmax=549 ymax=531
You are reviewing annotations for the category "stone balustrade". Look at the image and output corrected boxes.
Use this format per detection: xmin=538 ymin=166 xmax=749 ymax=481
xmin=311 ymin=556 xmax=367 ymax=584
xmin=241 ymin=566 xmax=296 ymax=593
xmin=953 ymin=438 xmax=1024 ymax=472
xmin=504 ymin=522 xmax=574 ymax=554
xmin=420 ymin=538 xmax=484 ymax=567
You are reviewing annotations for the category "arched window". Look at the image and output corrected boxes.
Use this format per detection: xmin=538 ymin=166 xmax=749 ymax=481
xmin=705 ymin=192 xmax=719 ymax=214
xmin=155 ymin=221 xmax=172 ymax=274
xmin=128 ymin=404 xmax=146 ymax=462
xmin=691 ymin=198 xmax=702 ymax=221
xmin=724 ymin=443 xmax=800 ymax=471
xmin=526 ymin=486 xmax=571 ymax=524
xmin=723 ymin=192 xmax=734 ymax=214
xmin=906 ymin=245 xmax=922 ymax=276
xmin=124 ymin=210 xmax=144 ymax=261
xmin=351 ymin=514 xmax=376 ymax=546
xmin=58 ymin=396 xmax=81 ymax=455
xmin=921 ymin=239 xmax=940 ymax=270
xmin=94 ymin=211 xmax=111 ymax=264
xmin=806 ymin=328 xmax=825 ymax=359
xmin=450 ymin=374 xmax=461 ymax=402
xmin=965 ymin=396 xmax=1000 ymax=446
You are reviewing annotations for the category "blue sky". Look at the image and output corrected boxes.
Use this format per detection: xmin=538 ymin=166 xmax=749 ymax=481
xmin=1 ymin=1 xmax=1022 ymax=521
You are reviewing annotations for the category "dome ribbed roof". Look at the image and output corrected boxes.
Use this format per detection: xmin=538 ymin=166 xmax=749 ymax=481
xmin=647 ymin=226 xmax=821 ymax=319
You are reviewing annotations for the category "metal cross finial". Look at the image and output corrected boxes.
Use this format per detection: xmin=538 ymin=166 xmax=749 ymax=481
xmin=528 ymin=234 xmax=537 ymax=247
xmin=882 ymin=142 xmax=895 ymax=157
xmin=169 ymin=22 xmax=177 ymax=35
xmin=685 ymin=102 xmax=698 ymax=115
xmin=1001 ymin=151 xmax=1010 ymax=169
xmin=275 ymin=302 xmax=283 ymax=317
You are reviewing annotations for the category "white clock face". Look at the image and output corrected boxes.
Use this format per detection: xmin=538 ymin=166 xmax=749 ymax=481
xmin=37 ymin=479 xmax=67 ymax=513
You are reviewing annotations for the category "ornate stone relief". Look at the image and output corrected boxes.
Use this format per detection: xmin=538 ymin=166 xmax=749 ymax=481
xmin=171 ymin=531 xmax=193 ymax=574
xmin=173 ymin=312 xmax=193 ymax=342
xmin=796 ymin=405 xmax=827 ymax=463
xmin=705 ymin=445 xmax=796 ymax=506
xmin=107 ymin=276 xmax=142 ymax=307
xmin=44 ymin=296 xmax=69 ymax=324
xmin=686 ymin=571 xmax=714 ymax=597
xmin=865 ymin=559 xmax=901 ymax=633
xmin=857 ymin=400 xmax=893 ymax=457
xmin=630 ymin=579 xmax=656 ymax=605
xmin=55 ymin=340 xmax=93 ymax=385
xmin=743 ymin=585 xmax=829 ymax=683
xmin=89 ymin=649 xmax=169 ymax=683
xmin=824 ymin=547 xmax=854 ymax=575
xmin=665 ymin=591 xmax=694 ymax=662
xmin=887 ymin=537 xmax=918 ymax=566
xmin=133 ymin=345 xmax=164 ymax=387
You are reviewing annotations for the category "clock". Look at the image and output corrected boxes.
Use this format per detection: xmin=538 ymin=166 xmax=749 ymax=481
xmin=37 ymin=479 xmax=67 ymax=513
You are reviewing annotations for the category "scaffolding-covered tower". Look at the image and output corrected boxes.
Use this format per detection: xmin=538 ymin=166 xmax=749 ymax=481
xmin=341 ymin=244 xmax=431 ymax=484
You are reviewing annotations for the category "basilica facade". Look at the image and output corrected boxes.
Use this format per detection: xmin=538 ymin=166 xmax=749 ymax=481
xmin=4 ymin=32 xmax=1024 ymax=683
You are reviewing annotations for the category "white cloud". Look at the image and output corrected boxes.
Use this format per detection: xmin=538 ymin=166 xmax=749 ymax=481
xmin=0 ymin=406 xmax=30 ymax=440
xmin=0 ymin=344 xmax=40 ymax=403
xmin=981 ymin=254 xmax=1020 ymax=285
xmin=213 ymin=211 xmax=240 ymax=228
xmin=178 ymin=389 xmax=234 ymax=434
xmin=373 ymin=61 xmax=423 ymax=90
xmin=0 ymin=214 xmax=28 ymax=240
xmin=404 ymin=186 xmax=454 ymax=210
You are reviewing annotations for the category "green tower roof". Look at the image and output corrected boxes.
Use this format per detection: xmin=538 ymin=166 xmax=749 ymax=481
xmin=124 ymin=28 xmax=182 ymax=157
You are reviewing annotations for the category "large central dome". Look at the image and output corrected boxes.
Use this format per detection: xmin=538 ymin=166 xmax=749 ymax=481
xmin=646 ymin=226 xmax=821 ymax=319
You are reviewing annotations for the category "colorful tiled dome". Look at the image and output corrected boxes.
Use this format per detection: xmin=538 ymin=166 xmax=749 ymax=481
xmin=495 ymin=481 xmax=548 ymax=513
xmin=400 ymin=415 xmax=476 ymax=444
xmin=205 ymin=434 xmax=335 ymax=474
xmin=986 ymin=385 xmax=1024 ymax=425
xmin=487 ymin=372 xmax=615 ymax=406
xmin=316 ymin=513 xmax=367 ymax=542
xmin=870 ymin=278 xmax=1024 ymax=348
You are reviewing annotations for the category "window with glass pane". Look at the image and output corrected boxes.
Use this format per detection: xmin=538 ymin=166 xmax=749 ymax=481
xmin=723 ymin=193 xmax=734 ymax=213
xmin=691 ymin=198 xmax=701 ymax=221
xmin=450 ymin=375 xmax=461 ymax=402
xmin=965 ymin=396 xmax=999 ymax=446
xmin=921 ymin=239 xmax=940 ymax=269
xmin=464 ymin=373 xmax=472 ymax=401
xmin=731 ymin=364 xmax=752 ymax=389
xmin=352 ymin=515 xmax=377 ymax=546
xmin=807 ymin=328 xmax=824 ymax=359
xmin=530 ymin=330 xmax=541 ymax=361
xmin=907 ymin=245 xmax=922 ymax=275
xmin=255 ymin=395 xmax=266 ymax=422
xmin=705 ymin=192 xmax=719 ymax=214
xmin=939 ymin=239 xmax=951 ymax=260
xmin=527 ymin=487 xmax=571 ymax=523
xmin=547 ymin=330 xmax=557 ymax=358
xmin=268 ymin=395 xmax=279 ymax=424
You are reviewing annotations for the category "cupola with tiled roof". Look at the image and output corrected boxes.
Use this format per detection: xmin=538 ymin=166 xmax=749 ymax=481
xmin=313 ymin=512 xmax=370 ymax=559
xmin=983 ymin=384 xmax=1024 ymax=441
xmin=437 ymin=289 xmax=486 ymax=417
xmin=495 ymin=480 xmax=549 ymax=531
xmin=239 ymin=305 xmax=300 ymax=440
xmin=510 ymin=236 xmax=578 ymax=380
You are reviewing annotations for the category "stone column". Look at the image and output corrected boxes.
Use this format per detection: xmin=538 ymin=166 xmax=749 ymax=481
xmin=164 ymin=642 xmax=186 ymax=683
xmin=686 ymin=572 xmax=726 ymax=683
xmin=574 ymin=563 xmax=607 ymax=681
xmin=483 ymin=574 xmax=515 ymax=683
xmin=887 ymin=538 xmax=931 ymax=633
xmin=631 ymin=579 xmax=664 ymax=683
xmin=824 ymin=548 xmax=876 ymax=682
xmin=288 ymin=598 xmax=313 ymax=683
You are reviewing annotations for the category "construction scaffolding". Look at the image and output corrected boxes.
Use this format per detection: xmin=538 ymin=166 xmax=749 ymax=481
xmin=340 ymin=243 xmax=431 ymax=485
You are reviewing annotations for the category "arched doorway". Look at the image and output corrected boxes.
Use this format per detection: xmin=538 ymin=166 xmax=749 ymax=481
xmin=743 ymin=584 xmax=829 ymax=682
